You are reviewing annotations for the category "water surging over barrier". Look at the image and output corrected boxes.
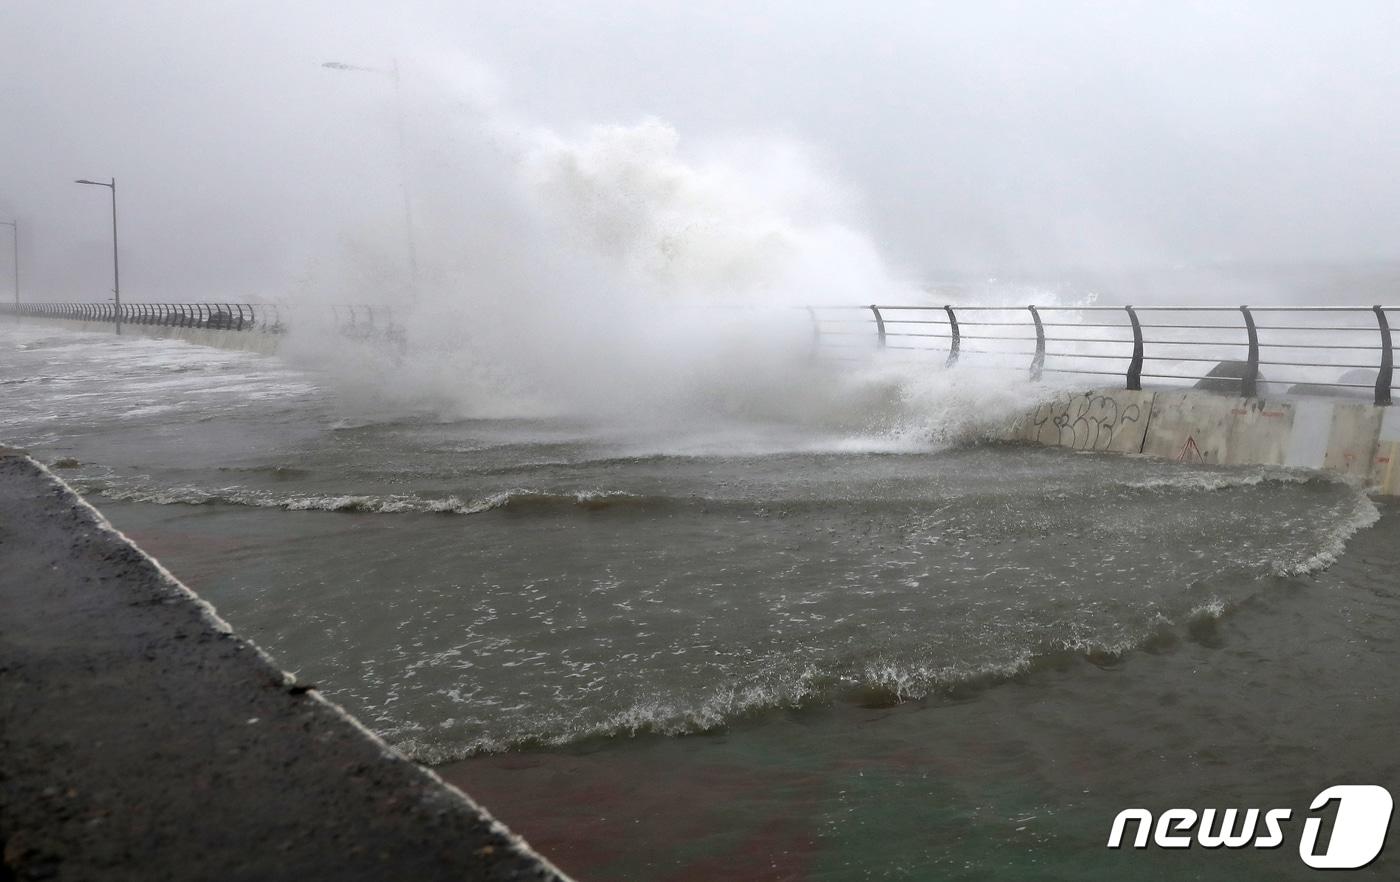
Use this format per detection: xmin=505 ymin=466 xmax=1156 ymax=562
xmin=10 ymin=299 xmax=1396 ymax=407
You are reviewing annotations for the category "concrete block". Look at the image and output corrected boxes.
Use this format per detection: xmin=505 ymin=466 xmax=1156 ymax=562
xmin=1322 ymin=402 xmax=1382 ymax=479
xmin=1284 ymin=400 xmax=1332 ymax=469
xmin=1141 ymin=392 xmax=1293 ymax=465
xmin=1371 ymin=408 xmax=1400 ymax=495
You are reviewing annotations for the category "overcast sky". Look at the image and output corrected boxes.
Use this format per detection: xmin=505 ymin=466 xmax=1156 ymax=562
xmin=4 ymin=1 xmax=1400 ymax=303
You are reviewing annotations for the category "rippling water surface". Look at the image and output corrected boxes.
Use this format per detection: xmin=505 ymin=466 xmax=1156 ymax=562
xmin=3 ymin=322 xmax=1396 ymax=880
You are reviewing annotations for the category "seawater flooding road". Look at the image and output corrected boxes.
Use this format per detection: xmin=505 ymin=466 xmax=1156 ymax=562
xmin=3 ymin=322 xmax=1397 ymax=880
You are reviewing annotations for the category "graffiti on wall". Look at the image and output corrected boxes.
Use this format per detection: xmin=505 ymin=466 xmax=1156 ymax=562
xmin=1029 ymin=393 xmax=1144 ymax=451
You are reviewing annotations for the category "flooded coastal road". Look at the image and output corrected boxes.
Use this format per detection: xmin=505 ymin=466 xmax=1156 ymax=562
xmin=4 ymin=322 xmax=1396 ymax=880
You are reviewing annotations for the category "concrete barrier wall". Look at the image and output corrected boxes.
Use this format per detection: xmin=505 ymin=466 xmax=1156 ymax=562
xmin=14 ymin=317 xmax=281 ymax=355
xmin=1009 ymin=388 xmax=1400 ymax=497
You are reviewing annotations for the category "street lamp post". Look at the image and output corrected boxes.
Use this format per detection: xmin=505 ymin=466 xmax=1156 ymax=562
xmin=0 ymin=220 xmax=16 ymax=308
xmin=75 ymin=178 xmax=120 ymax=335
xmin=322 ymin=59 xmax=420 ymax=300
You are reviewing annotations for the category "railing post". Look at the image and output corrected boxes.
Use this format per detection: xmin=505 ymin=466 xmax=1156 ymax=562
xmin=1125 ymin=305 xmax=1143 ymax=391
xmin=1375 ymin=305 xmax=1393 ymax=407
xmin=1240 ymin=305 xmax=1259 ymax=398
xmin=1028 ymin=305 xmax=1045 ymax=381
xmin=944 ymin=305 xmax=960 ymax=367
xmin=869 ymin=304 xmax=886 ymax=348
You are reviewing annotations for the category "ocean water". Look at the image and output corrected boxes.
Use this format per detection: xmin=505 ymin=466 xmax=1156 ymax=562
xmin=3 ymin=320 xmax=1397 ymax=880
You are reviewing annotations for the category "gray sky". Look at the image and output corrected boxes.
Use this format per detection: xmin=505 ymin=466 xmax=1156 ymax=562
xmin=4 ymin=1 xmax=1400 ymax=303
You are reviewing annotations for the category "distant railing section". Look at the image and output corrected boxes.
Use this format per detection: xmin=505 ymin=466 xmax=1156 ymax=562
xmin=811 ymin=305 xmax=1396 ymax=406
xmin=331 ymin=304 xmax=408 ymax=353
xmin=0 ymin=301 xmax=284 ymax=332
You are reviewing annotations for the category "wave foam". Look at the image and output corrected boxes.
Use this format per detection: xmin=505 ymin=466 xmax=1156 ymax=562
xmin=1272 ymin=493 xmax=1381 ymax=576
xmin=394 ymin=602 xmax=1276 ymax=763
xmin=1123 ymin=469 xmax=1327 ymax=492
xmin=83 ymin=483 xmax=653 ymax=516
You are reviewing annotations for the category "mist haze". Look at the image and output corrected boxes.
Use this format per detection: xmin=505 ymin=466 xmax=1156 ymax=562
xmin=6 ymin=1 xmax=1400 ymax=307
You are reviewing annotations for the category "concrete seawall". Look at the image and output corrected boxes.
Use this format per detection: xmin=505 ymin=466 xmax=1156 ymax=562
xmin=1008 ymin=388 xmax=1400 ymax=496
xmin=12 ymin=317 xmax=282 ymax=355
xmin=0 ymin=449 xmax=571 ymax=882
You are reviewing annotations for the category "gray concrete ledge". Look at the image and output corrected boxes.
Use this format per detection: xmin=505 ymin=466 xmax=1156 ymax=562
xmin=1007 ymin=387 xmax=1400 ymax=496
xmin=0 ymin=450 xmax=571 ymax=882
xmin=8 ymin=317 xmax=281 ymax=355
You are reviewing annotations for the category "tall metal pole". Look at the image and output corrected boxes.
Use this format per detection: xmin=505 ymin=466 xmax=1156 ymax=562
xmin=75 ymin=178 xmax=120 ymax=335
xmin=0 ymin=220 xmax=16 ymax=307
xmin=111 ymin=179 xmax=121 ymax=335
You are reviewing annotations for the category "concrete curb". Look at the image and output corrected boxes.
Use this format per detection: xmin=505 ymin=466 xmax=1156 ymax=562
xmin=0 ymin=450 xmax=573 ymax=882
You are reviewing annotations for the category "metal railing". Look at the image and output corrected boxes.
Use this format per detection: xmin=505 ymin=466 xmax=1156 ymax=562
xmin=330 ymin=304 xmax=407 ymax=353
xmin=810 ymin=304 xmax=1396 ymax=406
xmin=0 ymin=301 xmax=283 ymax=332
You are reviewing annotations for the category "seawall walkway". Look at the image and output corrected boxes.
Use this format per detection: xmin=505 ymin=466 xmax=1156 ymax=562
xmin=0 ymin=449 xmax=570 ymax=882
